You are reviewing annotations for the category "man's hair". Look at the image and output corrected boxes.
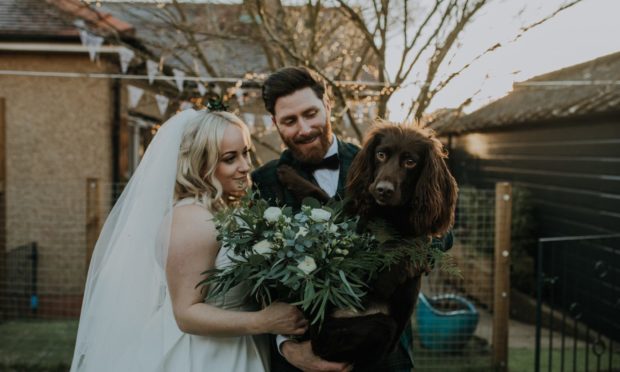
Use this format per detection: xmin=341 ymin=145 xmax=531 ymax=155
xmin=262 ymin=67 xmax=327 ymax=116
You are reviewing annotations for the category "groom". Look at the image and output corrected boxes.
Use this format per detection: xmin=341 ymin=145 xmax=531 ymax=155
xmin=252 ymin=67 xmax=451 ymax=371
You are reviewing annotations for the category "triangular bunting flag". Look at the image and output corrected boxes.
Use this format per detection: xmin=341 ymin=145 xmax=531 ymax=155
xmin=262 ymin=115 xmax=273 ymax=131
xmin=155 ymin=94 xmax=169 ymax=115
xmin=78 ymin=29 xmax=104 ymax=62
xmin=146 ymin=60 xmax=158 ymax=84
xmin=127 ymin=85 xmax=144 ymax=108
xmin=197 ymin=83 xmax=207 ymax=96
xmin=243 ymin=113 xmax=255 ymax=132
xmin=173 ymin=69 xmax=186 ymax=92
xmin=118 ymin=47 xmax=135 ymax=74
xmin=213 ymin=85 xmax=222 ymax=96
xmin=235 ymin=88 xmax=245 ymax=106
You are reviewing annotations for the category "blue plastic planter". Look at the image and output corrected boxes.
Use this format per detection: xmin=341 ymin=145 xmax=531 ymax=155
xmin=416 ymin=293 xmax=479 ymax=351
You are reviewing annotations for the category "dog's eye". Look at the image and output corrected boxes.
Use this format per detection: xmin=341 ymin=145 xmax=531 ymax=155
xmin=403 ymin=159 xmax=416 ymax=168
xmin=376 ymin=152 xmax=387 ymax=162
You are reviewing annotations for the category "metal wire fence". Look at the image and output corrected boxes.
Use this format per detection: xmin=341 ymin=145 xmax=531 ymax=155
xmin=0 ymin=181 xmax=503 ymax=371
xmin=411 ymin=186 xmax=497 ymax=371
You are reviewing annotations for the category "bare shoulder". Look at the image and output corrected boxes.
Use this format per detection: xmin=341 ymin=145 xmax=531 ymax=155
xmin=169 ymin=203 xmax=217 ymax=253
xmin=172 ymin=203 xmax=215 ymax=226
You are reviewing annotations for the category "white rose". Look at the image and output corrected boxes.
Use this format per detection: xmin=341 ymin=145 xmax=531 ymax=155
xmin=263 ymin=207 xmax=282 ymax=223
xmin=297 ymin=256 xmax=317 ymax=275
xmin=295 ymin=226 xmax=308 ymax=239
xmin=310 ymin=208 xmax=331 ymax=222
xmin=252 ymin=239 xmax=273 ymax=255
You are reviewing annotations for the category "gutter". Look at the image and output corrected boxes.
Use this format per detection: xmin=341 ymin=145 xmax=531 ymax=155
xmin=0 ymin=42 xmax=124 ymax=54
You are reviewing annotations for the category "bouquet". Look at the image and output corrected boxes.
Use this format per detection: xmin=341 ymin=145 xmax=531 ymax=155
xmin=200 ymin=194 xmax=456 ymax=325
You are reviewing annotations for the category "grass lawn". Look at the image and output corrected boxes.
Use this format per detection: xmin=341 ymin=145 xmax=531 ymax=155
xmin=0 ymin=319 xmax=77 ymax=372
xmin=411 ymin=335 xmax=494 ymax=371
xmin=509 ymin=347 xmax=620 ymax=372
xmin=2 ymin=319 xmax=619 ymax=372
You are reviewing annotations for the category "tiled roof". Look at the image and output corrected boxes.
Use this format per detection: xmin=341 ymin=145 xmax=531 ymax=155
xmin=0 ymin=0 xmax=78 ymax=37
xmin=98 ymin=2 xmax=269 ymax=77
xmin=432 ymin=51 xmax=620 ymax=135
xmin=0 ymin=0 xmax=133 ymax=39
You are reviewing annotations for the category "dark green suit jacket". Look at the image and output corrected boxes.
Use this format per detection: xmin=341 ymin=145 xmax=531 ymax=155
xmin=251 ymin=139 xmax=359 ymax=210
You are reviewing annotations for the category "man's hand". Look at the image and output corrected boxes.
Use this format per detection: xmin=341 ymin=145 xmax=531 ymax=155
xmin=281 ymin=340 xmax=351 ymax=372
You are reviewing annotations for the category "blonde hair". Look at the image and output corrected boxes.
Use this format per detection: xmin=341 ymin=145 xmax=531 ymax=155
xmin=174 ymin=110 xmax=251 ymax=212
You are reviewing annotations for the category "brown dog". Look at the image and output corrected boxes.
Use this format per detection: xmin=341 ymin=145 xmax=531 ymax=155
xmin=277 ymin=121 xmax=458 ymax=366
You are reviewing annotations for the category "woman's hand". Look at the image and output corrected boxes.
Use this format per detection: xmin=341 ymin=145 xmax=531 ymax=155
xmin=258 ymin=302 xmax=308 ymax=335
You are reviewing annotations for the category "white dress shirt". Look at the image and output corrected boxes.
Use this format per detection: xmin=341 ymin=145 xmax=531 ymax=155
xmin=311 ymin=134 xmax=340 ymax=197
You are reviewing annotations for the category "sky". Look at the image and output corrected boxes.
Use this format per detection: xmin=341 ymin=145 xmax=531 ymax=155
xmin=387 ymin=0 xmax=620 ymax=121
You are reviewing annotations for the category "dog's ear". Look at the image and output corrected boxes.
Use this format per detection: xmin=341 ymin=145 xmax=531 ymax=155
xmin=346 ymin=131 xmax=382 ymax=216
xmin=410 ymin=138 xmax=458 ymax=236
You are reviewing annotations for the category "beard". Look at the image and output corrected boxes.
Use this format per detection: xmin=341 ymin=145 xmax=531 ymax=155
xmin=282 ymin=123 xmax=333 ymax=164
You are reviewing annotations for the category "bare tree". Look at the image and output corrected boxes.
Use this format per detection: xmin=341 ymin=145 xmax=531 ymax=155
xmin=81 ymin=0 xmax=584 ymax=141
xmin=333 ymin=0 xmax=585 ymax=122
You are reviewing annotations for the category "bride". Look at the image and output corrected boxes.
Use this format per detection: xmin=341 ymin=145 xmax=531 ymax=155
xmin=70 ymin=109 xmax=308 ymax=372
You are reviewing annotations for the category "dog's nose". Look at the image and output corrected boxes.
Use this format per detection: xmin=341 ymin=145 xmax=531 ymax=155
xmin=375 ymin=181 xmax=394 ymax=198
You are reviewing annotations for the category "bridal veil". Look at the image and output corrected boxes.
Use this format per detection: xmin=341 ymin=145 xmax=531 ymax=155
xmin=70 ymin=109 xmax=200 ymax=372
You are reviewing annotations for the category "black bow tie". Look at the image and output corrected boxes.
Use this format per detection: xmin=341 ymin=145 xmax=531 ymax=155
xmin=301 ymin=154 xmax=340 ymax=173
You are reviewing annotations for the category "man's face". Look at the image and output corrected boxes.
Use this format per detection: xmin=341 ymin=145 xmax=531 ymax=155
xmin=272 ymin=87 xmax=333 ymax=164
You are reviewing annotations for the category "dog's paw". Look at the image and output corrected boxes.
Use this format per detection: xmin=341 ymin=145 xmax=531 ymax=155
xmin=276 ymin=165 xmax=304 ymax=187
xmin=277 ymin=165 xmax=330 ymax=202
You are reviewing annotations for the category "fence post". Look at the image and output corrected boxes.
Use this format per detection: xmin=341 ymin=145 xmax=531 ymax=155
xmin=493 ymin=182 xmax=512 ymax=371
xmin=86 ymin=178 xmax=100 ymax=270
xmin=0 ymin=98 xmax=5 ymax=319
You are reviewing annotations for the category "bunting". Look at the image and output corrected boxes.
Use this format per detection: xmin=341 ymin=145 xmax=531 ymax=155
xmin=155 ymin=94 xmax=169 ymax=115
xmin=262 ymin=115 xmax=273 ymax=131
xmin=146 ymin=60 xmax=158 ymax=84
xmin=197 ymin=82 xmax=207 ymax=96
xmin=173 ymin=69 xmax=186 ymax=92
xmin=118 ymin=47 xmax=135 ymax=74
xmin=75 ymin=21 xmax=104 ymax=62
xmin=243 ymin=113 xmax=255 ymax=132
xmin=127 ymin=85 xmax=144 ymax=108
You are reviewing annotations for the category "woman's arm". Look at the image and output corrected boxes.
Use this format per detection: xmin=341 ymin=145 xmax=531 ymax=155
xmin=166 ymin=204 xmax=307 ymax=337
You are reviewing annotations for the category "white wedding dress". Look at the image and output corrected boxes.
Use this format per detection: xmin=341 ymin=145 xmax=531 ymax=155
xmin=158 ymin=198 xmax=270 ymax=372
xmin=70 ymin=110 xmax=269 ymax=372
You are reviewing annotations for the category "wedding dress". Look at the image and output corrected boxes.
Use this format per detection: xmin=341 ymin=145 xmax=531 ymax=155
xmin=161 ymin=198 xmax=269 ymax=371
xmin=70 ymin=109 xmax=269 ymax=372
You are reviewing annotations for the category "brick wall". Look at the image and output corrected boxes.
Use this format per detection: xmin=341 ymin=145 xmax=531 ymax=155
xmin=0 ymin=52 xmax=114 ymax=317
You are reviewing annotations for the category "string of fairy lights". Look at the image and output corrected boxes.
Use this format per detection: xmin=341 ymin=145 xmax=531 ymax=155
xmin=9 ymin=0 xmax=618 ymax=135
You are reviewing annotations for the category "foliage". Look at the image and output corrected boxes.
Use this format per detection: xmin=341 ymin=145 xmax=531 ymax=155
xmin=456 ymin=186 xmax=495 ymax=256
xmin=509 ymin=187 xmax=538 ymax=295
xmin=200 ymin=194 xmax=456 ymax=325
